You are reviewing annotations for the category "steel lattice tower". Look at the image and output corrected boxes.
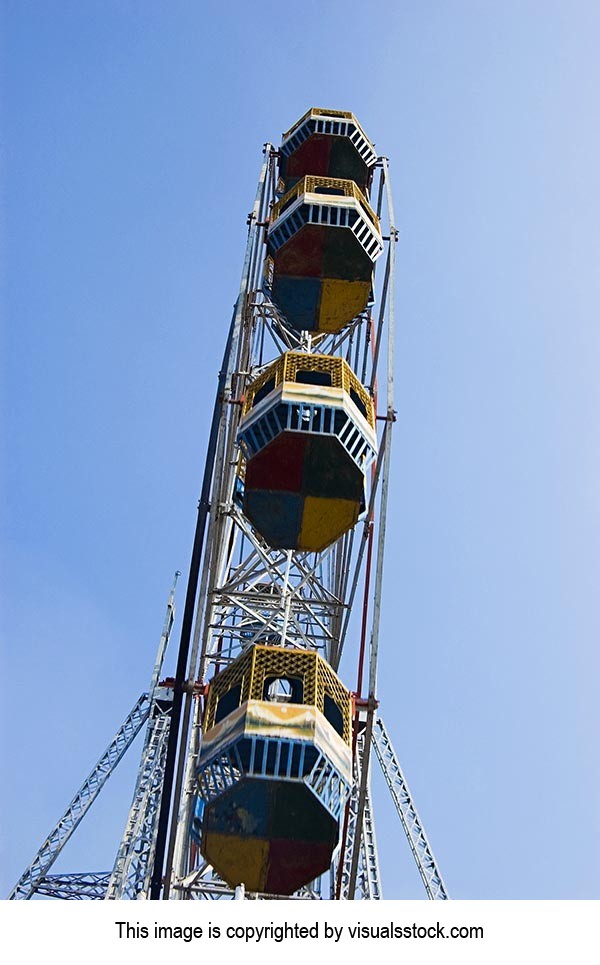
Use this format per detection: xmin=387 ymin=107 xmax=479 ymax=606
xmin=9 ymin=111 xmax=448 ymax=902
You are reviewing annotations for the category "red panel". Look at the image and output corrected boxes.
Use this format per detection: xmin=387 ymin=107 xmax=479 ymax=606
xmin=245 ymin=432 xmax=307 ymax=493
xmin=265 ymin=838 xmax=334 ymax=895
xmin=286 ymin=135 xmax=332 ymax=178
xmin=274 ymin=224 xmax=325 ymax=278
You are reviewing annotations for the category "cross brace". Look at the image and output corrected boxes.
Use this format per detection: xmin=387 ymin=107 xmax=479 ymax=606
xmin=372 ymin=716 xmax=449 ymax=899
xmin=8 ymin=694 xmax=150 ymax=899
xmin=34 ymin=872 xmax=110 ymax=900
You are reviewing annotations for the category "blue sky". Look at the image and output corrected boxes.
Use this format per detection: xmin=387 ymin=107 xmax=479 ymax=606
xmin=2 ymin=0 xmax=599 ymax=899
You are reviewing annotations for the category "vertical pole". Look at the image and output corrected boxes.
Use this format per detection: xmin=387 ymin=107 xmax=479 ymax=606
xmin=149 ymin=321 xmax=235 ymax=900
xmin=153 ymin=149 xmax=272 ymax=899
xmin=347 ymin=158 xmax=396 ymax=897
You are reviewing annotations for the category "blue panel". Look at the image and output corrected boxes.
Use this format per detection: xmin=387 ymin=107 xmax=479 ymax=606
xmin=190 ymin=796 xmax=205 ymax=844
xmin=244 ymin=490 xmax=303 ymax=548
xmin=271 ymin=276 xmax=321 ymax=331
xmin=203 ymin=779 xmax=337 ymax=844
xmin=204 ymin=780 xmax=272 ymax=838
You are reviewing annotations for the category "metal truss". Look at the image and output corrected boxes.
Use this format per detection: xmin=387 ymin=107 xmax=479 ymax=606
xmin=9 ymin=575 xmax=179 ymax=901
xmin=10 ymin=141 xmax=450 ymax=903
xmin=34 ymin=873 xmax=110 ymax=900
xmin=342 ymin=157 xmax=398 ymax=901
xmin=175 ymin=862 xmax=321 ymax=901
xmin=372 ymin=716 xmax=449 ymax=899
xmin=163 ymin=147 xmax=428 ymax=900
xmin=334 ymin=730 xmax=382 ymax=900
xmin=105 ymin=574 xmax=179 ymax=898
xmin=104 ymin=706 xmax=172 ymax=898
xmin=188 ymin=151 xmax=394 ymax=686
xmin=361 ymin=743 xmax=382 ymax=898
xmin=8 ymin=694 xmax=151 ymax=900
xmin=199 ymin=505 xmax=350 ymax=667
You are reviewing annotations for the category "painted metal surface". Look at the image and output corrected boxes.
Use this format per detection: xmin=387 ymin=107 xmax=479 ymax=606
xmin=267 ymin=178 xmax=383 ymax=333
xmin=238 ymin=353 xmax=376 ymax=551
xmin=202 ymin=781 xmax=338 ymax=894
xmin=244 ymin=433 xmax=364 ymax=551
xmin=199 ymin=700 xmax=352 ymax=781
xmin=279 ymin=108 xmax=377 ymax=194
xmin=194 ymin=643 xmax=352 ymax=894
xmin=203 ymin=644 xmax=352 ymax=736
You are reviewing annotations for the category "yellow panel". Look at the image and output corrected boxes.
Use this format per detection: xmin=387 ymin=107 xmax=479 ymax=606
xmin=242 ymin=351 xmax=374 ymax=426
xmin=250 ymin=646 xmax=317 ymax=704
xmin=200 ymin=700 xmax=352 ymax=774
xmin=242 ymin=356 xmax=285 ymax=415
xmin=199 ymin=703 xmax=248 ymax=760
xmin=204 ymin=643 xmax=353 ymax=744
xmin=318 ymin=279 xmax=372 ymax=333
xmin=204 ymin=646 xmax=254 ymax=730
xmin=242 ymin=701 xmax=352 ymax=775
xmin=283 ymin=351 xmax=344 ymax=387
xmin=245 ymin=701 xmax=318 ymax=739
xmin=299 ymin=496 xmax=359 ymax=552
xmin=203 ymin=832 xmax=270 ymax=893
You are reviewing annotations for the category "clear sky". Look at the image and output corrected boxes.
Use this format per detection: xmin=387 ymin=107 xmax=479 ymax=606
xmin=2 ymin=0 xmax=599 ymax=899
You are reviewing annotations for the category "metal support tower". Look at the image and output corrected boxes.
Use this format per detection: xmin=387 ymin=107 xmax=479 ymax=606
xmin=34 ymin=873 xmax=111 ymax=900
xmin=164 ymin=147 xmax=389 ymax=899
xmin=371 ymin=716 xmax=449 ymax=900
xmin=10 ymin=128 xmax=449 ymax=902
xmin=153 ymin=143 xmax=449 ymax=901
xmin=334 ymin=730 xmax=382 ymax=900
xmin=9 ymin=575 xmax=179 ymax=900
xmin=8 ymin=695 xmax=151 ymax=900
xmin=105 ymin=572 xmax=179 ymax=898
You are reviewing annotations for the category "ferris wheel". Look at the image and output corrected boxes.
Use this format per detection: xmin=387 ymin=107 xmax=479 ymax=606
xmin=9 ymin=109 xmax=447 ymax=902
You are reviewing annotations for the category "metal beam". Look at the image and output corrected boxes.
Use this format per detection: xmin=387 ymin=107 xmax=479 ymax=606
xmin=105 ymin=574 xmax=178 ymax=898
xmin=372 ymin=716 xmax=449 ymax=900
xmin=156 ymin=147 xmax=274 ymax=900
xmin=347 ymin=157 xmax=396 ymax=897
xmin=335 ymin=730 xmax=382 ymax=899
xmin=35 ymin=873 xmax=110 ymax=900
xmin=8 ymin=695 xmax=150 ymax=899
